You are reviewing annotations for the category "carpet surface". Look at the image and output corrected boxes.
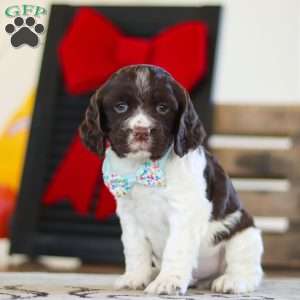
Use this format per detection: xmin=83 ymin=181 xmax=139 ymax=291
xmin=0 ymin=273 xmax=299 ymax=300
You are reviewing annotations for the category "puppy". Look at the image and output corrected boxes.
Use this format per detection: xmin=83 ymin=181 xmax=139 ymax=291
xmin=80 ymin=64 xmax=263 ymax=295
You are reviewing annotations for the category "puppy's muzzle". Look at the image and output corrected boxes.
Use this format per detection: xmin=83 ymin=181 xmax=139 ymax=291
xmin=132 ymin=126 xmax=151 ymax=142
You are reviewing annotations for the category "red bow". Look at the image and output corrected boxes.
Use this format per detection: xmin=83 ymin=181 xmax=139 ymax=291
xmin=43 ymin=9 xmax=208 ymax=219
xmin=43 ymin=134 xmax=116 ymax=219
xmin=59 ymin=8 xmax=208 ymax=94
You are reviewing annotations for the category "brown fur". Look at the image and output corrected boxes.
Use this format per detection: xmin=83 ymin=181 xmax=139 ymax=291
xmin=204 ymin=150 xmax=255 ymax=243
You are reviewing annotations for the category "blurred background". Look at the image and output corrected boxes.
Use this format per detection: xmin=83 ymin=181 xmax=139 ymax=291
xmin=0 ymin=0 xmax=299 ymax=275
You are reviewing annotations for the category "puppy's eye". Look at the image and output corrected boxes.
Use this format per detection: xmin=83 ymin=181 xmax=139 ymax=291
xmin=156 ymin=103 xmax=169 ymax=114
xmin=114 ymin=102 xmax=128 ymax=114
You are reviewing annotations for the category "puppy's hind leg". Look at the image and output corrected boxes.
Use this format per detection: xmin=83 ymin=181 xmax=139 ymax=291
xmin=212 ymin=227 xmax=263 ymax=294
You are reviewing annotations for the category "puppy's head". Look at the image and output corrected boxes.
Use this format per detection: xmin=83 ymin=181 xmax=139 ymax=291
xmin=79 ymin=64 xmax=206 ymax=159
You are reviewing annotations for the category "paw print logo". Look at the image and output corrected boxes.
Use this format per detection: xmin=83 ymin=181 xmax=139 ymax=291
xmin=5 ymin=16 xmax=44 ymax=48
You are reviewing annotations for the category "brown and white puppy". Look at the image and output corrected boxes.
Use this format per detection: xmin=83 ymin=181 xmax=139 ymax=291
xmin=80 ymin=64 xmax=263 ymax=295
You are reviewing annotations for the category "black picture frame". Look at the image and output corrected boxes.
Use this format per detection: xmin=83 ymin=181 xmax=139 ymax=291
xmin=10 ymin=5 xmax=221 ymax=263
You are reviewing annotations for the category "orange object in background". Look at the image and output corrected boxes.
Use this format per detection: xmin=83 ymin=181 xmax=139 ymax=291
xmin=0 ymin=92 xmax=35 ymax=237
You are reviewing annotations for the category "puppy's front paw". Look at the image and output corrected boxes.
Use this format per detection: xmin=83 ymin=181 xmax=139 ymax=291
xmin=145 ymin=274 xmax=188 ymax=295
xmin=211 ymin=274 xmax=260 ymax=294
xmin=115 ymin=273 xmax=152 ymax=290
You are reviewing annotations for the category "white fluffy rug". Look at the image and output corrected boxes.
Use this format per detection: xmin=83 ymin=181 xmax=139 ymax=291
xmin=0 ymin=273 xmax=299 ymax=300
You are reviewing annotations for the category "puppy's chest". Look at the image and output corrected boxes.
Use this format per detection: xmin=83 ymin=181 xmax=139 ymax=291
xmin=130 ymin=186 xmax=170 ymax=252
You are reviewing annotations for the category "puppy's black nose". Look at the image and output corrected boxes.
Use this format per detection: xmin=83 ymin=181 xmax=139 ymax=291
xmin=133 ymin=126 xmax=151 ymax=141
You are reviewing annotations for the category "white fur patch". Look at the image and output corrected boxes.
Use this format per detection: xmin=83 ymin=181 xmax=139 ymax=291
xmin=212 ymin=227 xmax=263 ymax=293
xmin=127 ymin=109 xmax=153 ymax=129
xmin=135 ymin=68 xmax=150 ymax=95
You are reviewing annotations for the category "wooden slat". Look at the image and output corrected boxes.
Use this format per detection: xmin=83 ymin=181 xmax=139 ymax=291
xmin=212 ymin=105 xmax=300 ymax=269
xmin=239 ymin=191 xmax=300 ymax=218
xmin=214 ymin=105 xmax=300 ymax=136
xmin=263 ymin=232 xmax=300 ymax=268
xmin=212 ymin=148 xmax=300 ymax=179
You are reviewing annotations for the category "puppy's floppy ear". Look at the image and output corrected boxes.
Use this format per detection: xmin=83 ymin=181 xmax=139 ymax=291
xmin=79 ymin=89 xmax=106 ymax=156
xmin=174 ymin=87 xmax=206 ymax=157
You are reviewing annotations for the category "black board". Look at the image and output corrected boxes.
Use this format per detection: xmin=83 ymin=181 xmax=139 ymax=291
xmin=10 ymin=5 xmax=221 ymax=263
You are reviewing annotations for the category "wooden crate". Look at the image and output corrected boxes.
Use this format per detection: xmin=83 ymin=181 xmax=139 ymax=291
xmin=210 ymin=105 xmax=300 ymax=268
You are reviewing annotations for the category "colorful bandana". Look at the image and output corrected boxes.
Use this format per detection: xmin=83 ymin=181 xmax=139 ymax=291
xmin=102 ymin=148 xmax=171 ymax=198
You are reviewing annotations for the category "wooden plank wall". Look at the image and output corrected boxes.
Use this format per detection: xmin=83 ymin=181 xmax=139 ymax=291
xmin=210 ymin=105 xmax=300 ymax=268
